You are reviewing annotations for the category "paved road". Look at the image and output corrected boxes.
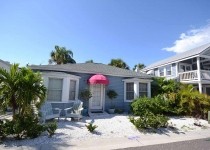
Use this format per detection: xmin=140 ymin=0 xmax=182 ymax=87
xmin=120 ymin=138 xmax=210 ymax=150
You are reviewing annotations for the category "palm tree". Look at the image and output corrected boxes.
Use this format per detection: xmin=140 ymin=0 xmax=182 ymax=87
xmin=108 ymin=59 xmax=130 ymax=70
xmin=0 ymin=64 xmax=20 ymax=116
xmin=0 ymin=64 xmax=46 ymax=117
xmin=49 ymin=45 xmax=76 ymax=64
xmin=133 ymin=63 xmax=146 ymax=71
xmin=17 ymin=67 xmax=46 ymax=116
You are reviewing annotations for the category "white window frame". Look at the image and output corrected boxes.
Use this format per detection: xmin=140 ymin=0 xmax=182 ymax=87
xmin=123 ymin=78 xmax=152 ymax=102
xmin=42 ymin=72 xmax=80 ymax=103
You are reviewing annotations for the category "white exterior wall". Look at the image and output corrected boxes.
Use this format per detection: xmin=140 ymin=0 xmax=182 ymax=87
xmin=147 ymin=63 xmax=178 ymax=80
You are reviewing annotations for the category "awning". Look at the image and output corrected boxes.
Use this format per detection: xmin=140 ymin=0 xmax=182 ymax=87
xmin=88 ymin=74 xmax=109 ymax=85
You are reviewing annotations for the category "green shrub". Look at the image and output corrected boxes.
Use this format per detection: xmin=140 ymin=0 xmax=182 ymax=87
xmin=151 ymin=77 xmax=181 ymax=97
xmin=45 ymin=121 xmax=57 ymax=137
xmin=0 ymin=120 xmax=6 ymax=140
xmin=13 ymin=114 xmax=45 ymax=139
xmin=0 ymin=114 xmax=45 ymax=140
xmin=85 ymin=123 xmax=98 ymax=132
xmin=131 ymin=96 xmax=170 ymax=116
xmin=107 ymin=89 xmax=118 ymax=109
xmin=128 ymin=116 xmax=135 ymax=124
xmin=131 ymin=112 xmax=169 ymax=130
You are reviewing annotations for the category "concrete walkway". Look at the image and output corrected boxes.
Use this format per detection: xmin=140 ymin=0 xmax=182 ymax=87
xmin=1 ymin=128 xmax=210 ymax=150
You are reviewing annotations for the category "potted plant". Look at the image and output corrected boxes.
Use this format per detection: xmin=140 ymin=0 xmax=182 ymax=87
xmin=107 ymin=89 xmax=118 ymax=114
xmin=79 ymin=89 xmax=92 ymax=116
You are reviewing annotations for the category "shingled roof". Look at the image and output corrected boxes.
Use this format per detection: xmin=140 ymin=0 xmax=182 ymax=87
xmin=143 ymin=43 xmax=210 ymax=71
xmin=30 ymin=63 xmax=152 ymax=79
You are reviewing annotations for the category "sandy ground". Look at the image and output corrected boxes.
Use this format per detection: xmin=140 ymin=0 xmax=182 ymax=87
xmin=1 ymin=113 xmax=210 ymax=147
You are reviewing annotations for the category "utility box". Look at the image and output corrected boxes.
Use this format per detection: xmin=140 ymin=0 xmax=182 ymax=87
xmin=208 ymin=111 xmax=210 ymax=124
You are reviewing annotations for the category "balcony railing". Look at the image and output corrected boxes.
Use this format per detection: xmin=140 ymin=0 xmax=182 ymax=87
xmin=179 ymin=70 xmax=210 ymax=81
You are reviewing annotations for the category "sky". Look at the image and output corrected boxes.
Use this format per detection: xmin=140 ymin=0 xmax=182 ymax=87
xmin=1 ymin=0 xmax=210 ymax=69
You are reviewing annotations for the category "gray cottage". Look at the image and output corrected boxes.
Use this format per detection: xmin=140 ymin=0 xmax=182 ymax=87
xmin=143 ymin=43 xmax=210 ymax=95
xmin=30 ymin=63 xmax=152 ymax=113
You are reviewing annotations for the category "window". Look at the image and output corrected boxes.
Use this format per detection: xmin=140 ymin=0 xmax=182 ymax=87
xmin=159 ymin=68 xmax=164 ymax=76
xmin=186 ymin=66 xmax=191 ymax=71
xmin=180 ymin=65 xmax=185 ymax=72
xmin=139 ymin=83 xmax=147 ymax=97
xmin=47 ymin=78 xmax=63 ymax=101
xmin=69 ymin=80 xmax=76 ymax=100
xmin=166 ymin=65 xmax=172 ymax=76
xmin=180 ymin=64 xmax=192 ymax=72
xmin=126 ymin=82 xmax=134 ymax=100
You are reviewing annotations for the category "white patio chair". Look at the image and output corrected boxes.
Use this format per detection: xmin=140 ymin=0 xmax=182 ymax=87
xmin=40 ymin=102 xmax=62 ymax=123
xmin=64 ymin=100 xmax=83 ymax=121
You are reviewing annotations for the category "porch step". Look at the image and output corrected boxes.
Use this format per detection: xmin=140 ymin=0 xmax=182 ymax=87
xmin=88 ymin=111 xmax=110 ymax=118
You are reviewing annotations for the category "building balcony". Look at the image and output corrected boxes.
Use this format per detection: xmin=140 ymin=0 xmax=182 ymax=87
xmin=179 ymin=70 xmax=210 ymax=82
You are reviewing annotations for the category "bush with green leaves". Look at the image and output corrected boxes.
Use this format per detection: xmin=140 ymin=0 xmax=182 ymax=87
xmin=107 ymin=89 xmax=118 ymax=108
xmin=131 ymin=96 xmax=172 ymax=116
xmin=79 ymin=89 xmax=92 ymax=101
xmin=0 ymin=114 xmax=47 ymax=140
xmin=85 ymin=123 xmax=98 ymax=132
xmin=176 ymin=84 xmax=210 ymax=118
xmin=151 ymin=77 xmax=181 ymax=97
xmin=44 ymin=121 xmax=57 ymax=137
xmin=12 ymin=114 xmax=45 ymax=139
xmin=0 ymin=120 xmax=6 ymax=140
xmin=131 ymin=112 xmax=169 ymax=130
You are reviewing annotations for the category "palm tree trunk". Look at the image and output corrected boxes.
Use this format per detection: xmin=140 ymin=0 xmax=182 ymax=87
xmin=11 ymin=95 xmax=17 ymax=118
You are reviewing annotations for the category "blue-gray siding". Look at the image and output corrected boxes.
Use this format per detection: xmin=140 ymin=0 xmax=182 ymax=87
xmin=43 ymin=71 xmax=134 ymax=114
xmin=71 ymin=72 xmax=130 ymax=112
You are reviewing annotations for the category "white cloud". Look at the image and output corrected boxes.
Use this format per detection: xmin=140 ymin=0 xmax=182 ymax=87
xmin=163 ymin=23 xmax=210 ymax=53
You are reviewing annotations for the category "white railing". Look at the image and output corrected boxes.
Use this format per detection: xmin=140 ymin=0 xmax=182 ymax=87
xmin=179 ymin=70 xmax=210 ymax=81
xmin=201 ymin=70 xmax=210 ymax=80
xmin=179 ymin=70 xmax=198 ymax=81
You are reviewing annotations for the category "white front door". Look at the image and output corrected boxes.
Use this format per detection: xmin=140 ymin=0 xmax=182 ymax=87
xmin=90 ymin=84 xmax=104 ymax=110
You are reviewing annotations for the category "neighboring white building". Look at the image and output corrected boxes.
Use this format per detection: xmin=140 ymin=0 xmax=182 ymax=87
xmin=0 ymin=59 xmax=11 ymax=71
xmin=142 ymin=43 xmax=210 ymax=95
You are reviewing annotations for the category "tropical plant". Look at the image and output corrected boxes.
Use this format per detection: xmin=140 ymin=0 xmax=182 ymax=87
xmin=17 ymin=67 xmax=46 ymax=116
xmin=108 ymin=58 xmax=129 ymax=70
xmin=131 ymin=112 xmax=169 ymax=130
xmin=0 ymin=64 xmax=46 ymax=118
xmin=0 ymin=64 xmax=20 ymax=116
xmin=107 ymin=89 xmax=118 ymax=109
xmin=85 ymin=123 xmax=98 ymax=132
xmin=151 ymin=77 xmax=181 ymax=97
xmin=133 ymin=63 xmax=146 ymax=71
xmin=79 ymin=89 xmax=92 ymax=101
xmin=49 ymin=45 xmax=76 ymax=64
xmin=44 ymin=121 xmax=57 ymax=137
xmin=177 ymin=84 xmax=210 ymax=118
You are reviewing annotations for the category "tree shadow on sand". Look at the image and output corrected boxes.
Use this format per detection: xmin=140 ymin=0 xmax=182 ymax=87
xmin=138 ymin=126 xmax=186 ymax=136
